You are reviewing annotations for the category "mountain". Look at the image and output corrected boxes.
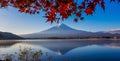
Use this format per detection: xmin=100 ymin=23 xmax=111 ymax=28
xmin=0 ymin=32 xmax=23 ymax=40
xmin=20 ymin=24 xmax=95 ymax=38
xmin=103 ymin=29 xmax=120 ymax=34
xmin=20 ymin=24 xmax=120 ymax=39
xmin=93 ymin=29 xmax=120 ymax=38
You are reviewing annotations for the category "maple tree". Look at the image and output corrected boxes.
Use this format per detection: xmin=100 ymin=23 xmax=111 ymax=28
xmin=0 ymin=0 xmax=119 ymax=23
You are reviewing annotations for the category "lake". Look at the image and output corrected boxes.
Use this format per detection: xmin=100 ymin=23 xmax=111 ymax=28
xmin=0 ymin=39 xmax=120 ymax=61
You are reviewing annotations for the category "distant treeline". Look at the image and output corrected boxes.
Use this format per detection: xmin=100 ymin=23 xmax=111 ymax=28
xmin=24 ymin=36 xmax=120 ymax=39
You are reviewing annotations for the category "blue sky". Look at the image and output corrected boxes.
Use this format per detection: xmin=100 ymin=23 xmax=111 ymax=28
xmin=0 ymin=1 xmax=120 ymax=35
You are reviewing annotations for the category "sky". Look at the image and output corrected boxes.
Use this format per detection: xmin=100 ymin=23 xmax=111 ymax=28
xmin=0 ymin=0 xmax=120 ymax=35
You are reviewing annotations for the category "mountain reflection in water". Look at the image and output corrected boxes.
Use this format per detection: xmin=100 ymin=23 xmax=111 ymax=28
xmin=0 ymin=39 xmax=120 ymax=61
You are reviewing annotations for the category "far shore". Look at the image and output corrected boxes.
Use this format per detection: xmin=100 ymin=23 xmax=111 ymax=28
xmin=0 ymin=38 xmax=120 ymax=41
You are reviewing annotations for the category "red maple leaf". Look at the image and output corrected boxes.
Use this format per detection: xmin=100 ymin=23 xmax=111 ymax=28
xmin=85 ymin=8 xmax=93 ymax=15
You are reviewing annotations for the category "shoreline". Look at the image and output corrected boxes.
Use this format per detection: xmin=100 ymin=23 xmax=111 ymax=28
xmin=0 ymin=38 xmax=120 ymax=41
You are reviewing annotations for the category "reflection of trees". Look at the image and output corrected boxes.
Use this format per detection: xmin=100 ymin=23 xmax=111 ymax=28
xmin=0 ymin=41 xmax=20 ymax=48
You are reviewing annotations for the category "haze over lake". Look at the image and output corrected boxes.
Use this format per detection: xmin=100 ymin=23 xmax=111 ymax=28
xmin=1 ymin=39 xmax=120 ymax=61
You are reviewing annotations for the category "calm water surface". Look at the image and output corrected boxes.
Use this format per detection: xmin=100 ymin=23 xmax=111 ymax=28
xmin=0 ymin=39 xmax=120 ymax=61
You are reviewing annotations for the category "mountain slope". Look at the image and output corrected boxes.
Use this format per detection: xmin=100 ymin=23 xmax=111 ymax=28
xmin=0 ymin=32 xmax=23 ymax=39
xmin=21 ymin=24 xmax=94 ymax=38
xmin=104 ymin=29 xmax=120 ymax=34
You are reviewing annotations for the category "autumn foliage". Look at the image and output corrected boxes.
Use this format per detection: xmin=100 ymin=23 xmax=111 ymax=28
xmin=0 ymin=0 xmax=119 ymax=23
